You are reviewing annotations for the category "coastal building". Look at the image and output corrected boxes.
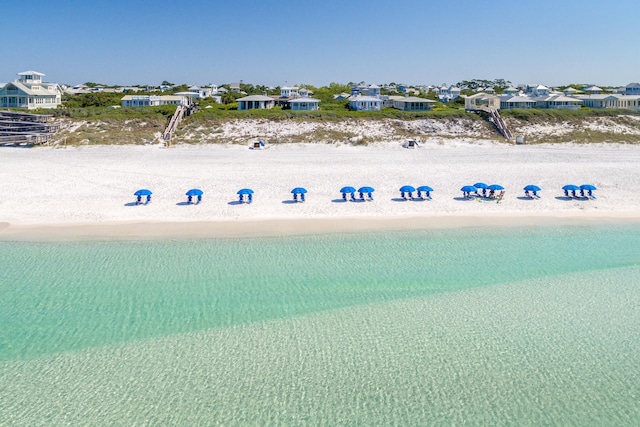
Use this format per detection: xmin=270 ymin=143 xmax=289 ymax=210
xmin=623 ymin=83 xmax=640 ymax=96
xmin=288 ymin=96 xmax=320 ymax=111
xmin=349 ymin=95 xmax=382 ymax=111
xmin=280 ymin=86 xmax=299 ymax=98
xmin=577 ymin=94 xmax=640 ymax=111
xmin=236 ymin=95 xmax=275 ymax=110
xmin=464 ymin=93 xmax=501 ymax=111
xmin=534 ymin=94 xmax=583 ymax=110
xmin=120 ymin=95 xmax=188 ymax=107
xmin=392 ymin=96 xmax=436 ymax=111
xmin=503 ymin=86 xmax=519 ymax=95
xmin=0 ymin=71 xmax=62 ymax=109
xmin=584 ymin=85 xmax=603 ymax=95
xmin=498 ymin=95 xmax=537 ymax=110
xmin=527 ymin=84 xmax=550 ymax=97
xmin=438 ymin=85 xmax=461 ymax=102
xmin=188 ymin=85 xmax=213 ymax=98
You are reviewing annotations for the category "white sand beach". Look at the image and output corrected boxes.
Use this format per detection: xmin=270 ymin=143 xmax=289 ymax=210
xmin=2 ymin=139 xmax=640 ymax=239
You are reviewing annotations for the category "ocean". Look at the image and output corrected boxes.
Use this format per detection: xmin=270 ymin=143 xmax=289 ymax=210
xmin=1 ymin=223 xmax=639 ymax=425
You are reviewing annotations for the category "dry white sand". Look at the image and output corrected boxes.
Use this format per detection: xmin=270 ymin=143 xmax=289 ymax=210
xmin=1 ymin=140 xmax=640 ymax=239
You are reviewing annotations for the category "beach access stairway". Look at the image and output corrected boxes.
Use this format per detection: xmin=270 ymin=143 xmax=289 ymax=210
xmin=0 ymin=111 xmax=60 ymax=146
xmin=470 ymin=106 xmax=513 ymax=141
xmin=162 ymin=101 xmax=196 ymax=145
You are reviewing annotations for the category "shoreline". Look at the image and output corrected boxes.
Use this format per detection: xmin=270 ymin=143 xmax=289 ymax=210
xmin=2 ymin=211 xmax=640 ymax=241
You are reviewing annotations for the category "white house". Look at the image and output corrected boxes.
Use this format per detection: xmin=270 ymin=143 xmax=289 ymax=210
xmin=280 ymin=86 xmax=299 ymax=98
xmin=392 ymin=96 xmax=436 ymax=111
xmin=0 ymin=71 xmax=62 ymax=109
xmin=577 ymin=94 xmax=640 ymax=111
xmin=464 ymin=93 xmax=501 ymax=111
xmin=236 ymin=95 xmax=275 ymax=110
xmin=534 ymin=94 xmax=583 ymax=110
xmin=288 ymin=96 xmax=320 ymax=111
xmin=584 ymin=85 xmax=603 ymax=94
xmin=623 ymin=83 xmax=640 ymax=96
xmin=121 ymin=95 xmax=188 ymax=107
xmin=437 ymin=85 xmax=460 ymax=102
xmin=188 ymin=85 xmax=213 ymax=98
xmin=528 ymin=84 xmax=550 ymax=97
xmin=349 ymin=95 xmax=382 ymax=111
xmin=498 ymin=95 xmax=537 ymax=110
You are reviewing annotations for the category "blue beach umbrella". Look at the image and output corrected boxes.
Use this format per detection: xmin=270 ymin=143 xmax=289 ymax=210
xmin=134 ymin=189 xmax=152 ymax=196
xmin=417 ymin=185 xmax=433 ymax=193
xmin=186 ymin=188 xmax=203 ymax=196
xmin=291 ymin=187 xmax=308 ymax=194
xmin=461 ymin=185 xmax=478 ymax=193
xmin=340 ymin=186 xmax=356 ymax=194
xmin=473 ymin=182 xmax=488 ymax=189
xmin=562 ymin=184 xmax=580 ymax=191
xmin=523 ymin=185 xmax=541 ymax=192
xmin=399 ymin=185 xmax=416 ymax=193
xmin=487 ymin=184 xmax=505 ymax=191
xmin=580 ymin=184 xmax=597 ymax=191
xmin=358 ymin=186 xmax=375 ymax=194
xmin=237 ymin=188 xmax=254 ymax=195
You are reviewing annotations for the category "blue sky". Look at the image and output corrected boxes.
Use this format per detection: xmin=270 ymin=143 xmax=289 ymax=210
xmin=2 ymin=0 xmax=638 ymax=88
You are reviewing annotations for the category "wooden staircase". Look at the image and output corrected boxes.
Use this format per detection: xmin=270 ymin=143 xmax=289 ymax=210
xmin=486 ymin=107 xmax=513 ymax=140
xmin=162 ymin=100 xmax=196 ymax=145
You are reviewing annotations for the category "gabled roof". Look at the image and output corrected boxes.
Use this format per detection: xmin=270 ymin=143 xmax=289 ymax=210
xmin=3 ymin=80 xmax=59 ymax=96
xmin=626 ymin=82 xmax=640 ymax=88
xmin=289 ymin=97 xmax=320 ymax=103
xmin=395 ymin=96 xmax=436 ymax=103
xmin=236 ymin=95 xmax=274 ymax=101
xmin=349 ymin=95 xmax=382 ymax=102
xmin=18 ymin=70 xmax=45 ymax=76
xmin=499 ymin=95 xmax=536 ymax=103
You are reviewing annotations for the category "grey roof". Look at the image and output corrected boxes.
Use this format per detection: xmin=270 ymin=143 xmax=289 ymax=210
xmin=237 ymin=95 xmax=274 ymax=101
xmin=288 ymin=97 xmax=320 ymax=103
xmin=499 ymin=95 xmax=536 ymax=103
xmin=349 ymin=95 xmax=382 ymax=102
xmin=18 ymin=70 xmax=45 ymax=76
xmin=394 ymin=96 xmax=436 ymax=103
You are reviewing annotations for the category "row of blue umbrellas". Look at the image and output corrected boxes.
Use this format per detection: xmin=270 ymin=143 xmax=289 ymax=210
xmin=136 ymin=183 xmax=598 ymax=205
xmin=563 ymin=184 xmax=597 ymax=199
xmin=340 ymin=186 xmax=375 ymax=201
xmin=399 ymin=185 xmax=434 ymax=200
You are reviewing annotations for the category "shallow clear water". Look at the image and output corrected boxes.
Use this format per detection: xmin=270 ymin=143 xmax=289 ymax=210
xmin=1 ymin=224 xmax=640 ymax=425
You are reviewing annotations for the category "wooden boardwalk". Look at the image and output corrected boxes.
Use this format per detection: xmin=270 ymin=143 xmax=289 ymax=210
xmin=0 ymin=111 xmax=59 ymax=146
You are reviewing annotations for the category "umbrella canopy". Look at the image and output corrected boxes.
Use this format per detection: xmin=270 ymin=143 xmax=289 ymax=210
xmin=417 ymin=186 xmax=434 ymax=192
xmin=134 ymin=189 xmax=152 ymax=196
xmin=473 ymin=182 xmax=488 ymax=189
xmin=358 ymin=186 xmax=375 ymax=193
xmin=562 ymin=184 xmax=580 ymax=191
xmin=461 ymin=186 xmax=478 ymax=193
xmin=580 ymin=184 xmax=597 ymax=191
xmin=340 ymin=186 xmax=356 ymax=194
xmin=237 ymin=188 xmax=254 ymax=195
xmin=186 ymin=188 xmax=203 ymax=196
xmin=487 ymin=184 xmax=505 ymax=191
xmin=291 ymin=187 xmax=308 ymax=194
xmin=399 ymin=185 xmax=416 ymax=193
xmin=523 ymin=185 xmax=541 ymax=192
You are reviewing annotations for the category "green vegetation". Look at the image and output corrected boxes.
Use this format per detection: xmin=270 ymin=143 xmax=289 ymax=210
xmin=500 ymin=108 xmax=640 ymax=121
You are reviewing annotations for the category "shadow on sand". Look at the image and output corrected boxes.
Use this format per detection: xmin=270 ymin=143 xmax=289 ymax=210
xmin=228 ymin=200 xmax=245 ymax=206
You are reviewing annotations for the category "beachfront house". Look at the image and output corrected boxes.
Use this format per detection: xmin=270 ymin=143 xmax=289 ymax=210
xmin=577 ymin=94 xmax=640 ymax=111
xmin=349 ymin=95 xmax=382 ymax=111
xmin=526 ymin=84 xmax=550 ymax=97
xmin=188 ymin=85 xmax=213 ymax=98
xmin=534 ymin=94 xmax=583 ymax=110
xmin=392 ymin=96 xmax=436 ymax=111
xmin=121 ymin=95 xmax=188 ymax=107
xmin=0 ymin=71 xmax=62 ymax=109
xmin=498 ymin=95 xmax=537 ymax=110
xmin=623 ymin=83 xmax=640 ymax=96
xmin=236 ymin=95 xmax=275 ymax=110
xmin=280 ymin=86 xmax=299 ymax=98
xmin=464 ymin=93 xmax=501 ymax=111
xmin=288 ymin=96 xmax=320 ymax=111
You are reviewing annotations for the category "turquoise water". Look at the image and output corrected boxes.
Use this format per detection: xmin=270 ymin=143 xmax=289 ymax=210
xmin=1 ymin=224 xmax=640 ymax=425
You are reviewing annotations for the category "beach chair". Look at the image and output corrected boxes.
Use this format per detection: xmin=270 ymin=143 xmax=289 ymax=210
xmin=350 ymin=193 xmax=356 ymax=202
xmin=144 ymin=195 xmax=151 ymax=205
xmin=188 ymin=195 xmax=193 ymax=204
xmin=247 ymin=194 xmax=253 ymax=204
xmin=136 ymin=195 xmax=142 ymax=205
xmin=196 ymin=195 xmax=202 ymax=204
xmin=342 ymin=193 xmax=347 ymax=201
xmin=300 ymin=193 xmax=305 ymax=202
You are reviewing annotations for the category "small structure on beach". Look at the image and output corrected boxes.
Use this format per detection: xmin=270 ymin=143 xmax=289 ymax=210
xmin=186 ymin=188 xmax=203 ymax=204
xmin=523 ymin=185 xmax=541 ymax=199
xmin=237 ymin=188 xmax=254 ymax=204
xmin=460 ymin=185 xmax=478 ymax=199
xmin=580 ymin=184 xmax=597 ymax=199
xmin=340 ymin=186 xmax=356 ymax=202
xmin=249 ymin=140 xmax=268 ymax=150
xmin=134 ymin=189 xmax=152 ymax=205
xmin=399 ymin=185 xmax=416 ymax=200
xmin=358 ymin=186 xmax=375 ymax=201
xmin=237 ymin=95 xmax=275 ymax=110
xmin=291 ymin=187 xmax=307 ymax=202
xmin=416 ymin=186 xmax=433 ymax=200
xmin=402 ymin=140 xmax=419 ymax=149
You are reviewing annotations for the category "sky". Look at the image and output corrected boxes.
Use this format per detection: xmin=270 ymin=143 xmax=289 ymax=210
xmin=2 ymin=0 xmax=639 ymax=88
